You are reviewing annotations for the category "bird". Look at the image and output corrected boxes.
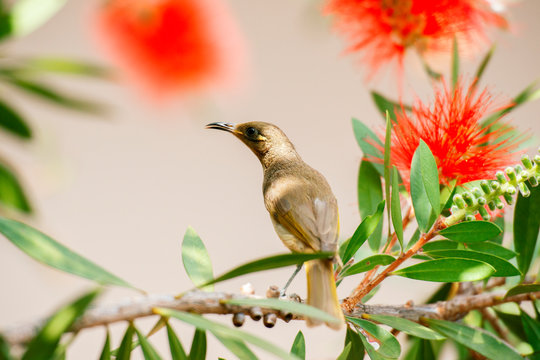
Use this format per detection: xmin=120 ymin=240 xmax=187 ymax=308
xmin=206 ymin=121 xmax=344 ymax=329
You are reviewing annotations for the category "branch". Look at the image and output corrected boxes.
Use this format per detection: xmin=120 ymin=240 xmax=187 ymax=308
xmin=3 ymin=289 xmax=539 ymax=347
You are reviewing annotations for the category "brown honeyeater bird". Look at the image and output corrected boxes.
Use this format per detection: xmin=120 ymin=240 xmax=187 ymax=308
xmin=206 ymin=121 xmax=344 ymax=329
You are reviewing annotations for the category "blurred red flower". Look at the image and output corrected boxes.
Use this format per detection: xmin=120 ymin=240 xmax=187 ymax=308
xmin=325 ymin=0 xmax=507 ymax=74
xmin=94 ymin=0 xmax=246 ymax=99
xmin=380 ymin=81 xmax=521 ymax=188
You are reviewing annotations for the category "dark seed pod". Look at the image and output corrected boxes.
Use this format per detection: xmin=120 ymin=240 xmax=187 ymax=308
xmin=280 ymin=311 xmax=293 ymax=323
xmin=232 ymin=312 xmax=245 ymax=327
xmin=249 ymin=307 xmax=263 ymax=321
xmin=263 ymin=313 xmax=277 ymax=328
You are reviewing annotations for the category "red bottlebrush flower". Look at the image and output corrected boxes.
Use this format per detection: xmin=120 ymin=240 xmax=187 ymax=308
xmin=93 ymin=0 xmax=246 ymax=99
xmin=380 ymin=80 xmax=521 ymax=188
xmin=325 ymin=0 xmax=507 ymax=74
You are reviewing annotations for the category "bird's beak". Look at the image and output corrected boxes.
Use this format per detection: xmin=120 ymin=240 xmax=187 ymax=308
xmin=205 ymin=122 xmax=236 ymax=133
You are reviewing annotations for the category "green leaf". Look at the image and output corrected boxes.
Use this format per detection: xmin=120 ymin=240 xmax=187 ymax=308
xmin=364 ymin=314 xmax=445 ymax=340
xmin=520 ymin=309 xmax=540 ymax=353
xmin=505 ymin=284 xmax=540 ymax=299
xmin=213 ymin=333 xmax=257 ymax=360
xmin=155 ymin=309 xmax=299 ymax=360
xmin=451 ymin=37 xmax=459 ymax=92
xmin=482 ymin=82 xmax=540 ymax=128
xmin=340 ymin=254 xmax=394 ymax=278
xmin=357 ymin=159 xmax=384 ymax=252
xmin=423 ymin=61 xmax=442 ymax=81
xmin=473 ymin=45 xmax=495 ymax=89
xmin=343 ymin=327 xmax=364 ymax=360
xmin=494 ymin=310 xmax=527 ymax=342
xmin=491 ymin=216 xmax=505 ymax=244
xmin=116 ymin=324 xmax=135 ymax=360
xmin=410 ymin=141 xmax=440 ymax=232
xmin=0 ymin=162 xmax=32 ymax=213
xmin=223 ymin=298 xmax=341 ymax=326
xmin=336 ymin=342 xmax=352 ymax=360
xmin=340 ymin=200 xmax=385 ymax=263
xmin=99 ymin=331 xmax=111 ymax=360
xmin=424 ymin=249 xmax=520 ymax=277
xmin=189 ymin=329 xmax=206 ymax=360
xmin=165 ymin=322 xmax=187 ymax=360
xmin=392 ymin=258 xmax=495 ymax=282
xmin=0 ymin=334 xmax=13 ymax=360
xmin=384 ymin=113 xmax=392 ymax=241
xmin=3 ymin=76 xmax=105 ymax=113
xmin=391 ymin=166 xmax=404 ymax=249
xmin=25 ymin=57 xmax=110 ymax=77
xmin=357 ymin=331 xmax=387 ymax=360
xmin=135 ymin=327 xmax=162 ymax=360
xmin=514 ymin=185 xmax=540 ymax=277
xmin=22 ymin=289 xmax=100 ymax=360
xmin=439 ymin=221 xmax=502 ymax=242
xmin=290 ymin=331 xmax=305 ymax=360
xmin=351 ymin=119 xmax=384 ymax=174
xmin=347 ymin=317 xmax=401 ymax=359
xmin=425 ymin=318 xmax=522 ymax=360
xmin=182 ymin=227 xmax=213 ymax=291
xmin=0 ymin=98 xmax=32 ymax=139
xmin=9 ymin=0 xmax=66 ymax=37
xmin=371 ymin=91 xmax=411 ymax=122
xmin=402 ymin=338 xmax=436 ymax=360
xmin=425 ymin=283 xmax=454 ymax=303
xmin=198 ymin=252 xmax=332 ymax=288
xmin=0 ymin=217 xmax=135 ymax=288
xmin=467 ymin=242 xmax=516 ymax=260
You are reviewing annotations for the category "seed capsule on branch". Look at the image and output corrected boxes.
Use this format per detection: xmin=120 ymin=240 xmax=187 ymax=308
xmin=249 ymin=307 xmax=263 ymax=321
xmin=263 ymin=313 xmax=277 ymax=328
xmin=232 ymin=313 xmax=245 ymax=327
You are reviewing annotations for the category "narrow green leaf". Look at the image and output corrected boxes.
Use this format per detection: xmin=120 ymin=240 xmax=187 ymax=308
xmin=135 ymin=327 xmax=162 ymax=360
xmin=482 ymin=82 xmax=540 ymax=128
xmin=116 ymin=324 xmax=135 ymax=360
xmin=364 ymin=314 xmax=445 ymax=340
xmin=514 ymin=185 xmax=540 ymax=277
xmin=99 ymin=331 xmax=111 ymax=360
xmin=520 ymin=309 xmax=540 ymax=353
xmin=392 ymin=258 xmax=495 ymax=282
xmin=371 ymin=91 xmax=411 ymax=122
xmin=182 ymin=227 xmax=213 ymax=291
xmin=290 ymin=331 xmax=305 ymax=360
xmin=0 ymin=98 xmax=31 ymax=139
xmin=351 ymin=119 xmax=384 ymax=174
xmin=0 ymin=334 xmax=13 ymax=360
xmin=22 ymin=289 xmax=101 ymax=360
xmin=223 ymin=298 xmax=341 ymax=326
xmin=424 ymin=249 xmax=520 ymax=277
xmin=3 ymin=76 xmax=104 ymax=113
xmin=0 ymin=217 xmax=135 ymax=288
xmin=25 ymin=57 xmax=110 ymax=77
xmin=189 ymin=329 xmax=206 ymax=360
xmin=402 ymin=338 xmax=436 ymax=360
xmin=347 ymin=317 xmax=401 ymax=359
xmin=410 ymin=141 xmax=440 ymax=232
xmin=156 ymin=309 xmax=299 ymax=360
xmin=198 ymin=252 xmax=332 ymax=288
xmin=336 ymin=342 xmax=352 ymax=360
xmin=439 ymin=221 xmax=502 ymax=243
xmin=0 ymin=162 xmax=32 ymax=213
xmin=340 ymin=200 xmax=385 ymax=263
xmin=357 ymin=331 xmax=387 ymax=360
xmin=213 ymin=333 xmax=257 ymax=360
xmin=406 ymin=227 xmax=421 ymax=251
xmin=473 ymin=45 xmax=495 ymax=89
xmin=494 ymin=310 xmax=527 ymax=342
xmin=451 ymin=37 xmax=459 ymax=92
xmin=391 ymin=166 xmax=404 ymax=249
xmin=467 ymin=242 xmax=516 ymax=260
xmin=423 ymin=61 xmax=442 ymax=81
xmin=425 ymin=283 xmax=454 ymax=303
xmin=343 ymin=327 xmax=364 ymax=360
xmin=505 ymin=284 xmax=540 ymax=299
xmin=340 ymin=254 xmax=394 ymax=278
xmin=425 ymin=318 xmax=522 ymax=360
xmin=384 ymin=112 xmax=392 ymax=243
xmin=165 ymin=322 xmax=187 ymax=360
xmin=357 ymin=159 xmax=384 ymax=252
xmin=9 ymin=0 xmax=66 ymax=37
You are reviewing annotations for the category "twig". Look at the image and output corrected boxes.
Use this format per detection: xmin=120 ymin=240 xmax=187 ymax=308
xmin=3 ymin=289 xmax=539 ymax=347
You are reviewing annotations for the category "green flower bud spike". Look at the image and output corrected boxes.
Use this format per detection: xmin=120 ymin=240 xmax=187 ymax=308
xmin=444 ymin=147 xmax=540 ymax=227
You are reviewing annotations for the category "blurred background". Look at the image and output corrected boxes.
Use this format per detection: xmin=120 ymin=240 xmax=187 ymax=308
xmin=0 ymin=0 xmax=539 ymax=358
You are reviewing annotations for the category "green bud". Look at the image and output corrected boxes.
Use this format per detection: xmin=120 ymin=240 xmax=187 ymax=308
xmin=472 ymin=188 xmax=483 ymax=198
xmin=495 ymin=198 xmax=504 ymax=209
xmin=465 ymin=214 xmax=476 ymax=222
xmin=496 ymin=171 xmax=507 ymax=184
xmin=488 ymin=201 xmax=496 ymax=211
xmin=518 ymin=182 xmax=531 ymax=197
xmin=490 ymin=181 xmax=500 ymax=190
xmin=478 ymin=207 xmax=490 ymax=221
xmin=505 ymin=167 xmax=518 ymax=182
xmin=506 ymin=185 xmax=517 ymax=195
xmin=521 ymin=155 xmax=533 ymax=169
xmin=451 ymin=205 xmax=459 ymax=213
xmin=480 ymin=180 xmax=492 ymax=194
xmin=503 ymin=192 xmax=514 ymax=205
xmin=477 ymin=197 xmax=487 ymax=205
xmin=520 ymin=171 xmax=530 ymax=181
xmin=529 ymin=176 xmax=539 ymax=187
xmin=515 ymin=165 xmax=524 ymax=174
xmin=534 ymin=155 xmax=540 ymax=166
xmin=462 ymin=192 xmax=476 ymax=207
xmin=453 ymin=194 xmax=466 ymax=209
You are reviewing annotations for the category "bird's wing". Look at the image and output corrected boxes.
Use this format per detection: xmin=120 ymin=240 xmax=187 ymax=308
xmin=266 ymin=178 xmax=339 ymax=253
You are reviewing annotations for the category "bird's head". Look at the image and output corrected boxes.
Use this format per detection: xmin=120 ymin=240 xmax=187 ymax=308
xmin=206 ymin=121 xmax=297 ymax=165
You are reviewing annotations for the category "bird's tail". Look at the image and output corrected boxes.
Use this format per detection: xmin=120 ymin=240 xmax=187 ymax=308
xmin=305 ymin=259 xmax=344 ymax=330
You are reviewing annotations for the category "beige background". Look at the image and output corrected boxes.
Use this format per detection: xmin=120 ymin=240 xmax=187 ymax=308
xmin=1 ymin=0 xmax=539 ymax=359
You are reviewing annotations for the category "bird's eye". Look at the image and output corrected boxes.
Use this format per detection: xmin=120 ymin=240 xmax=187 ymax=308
xmin=245 ymin=127 xmax=258 ymax=137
